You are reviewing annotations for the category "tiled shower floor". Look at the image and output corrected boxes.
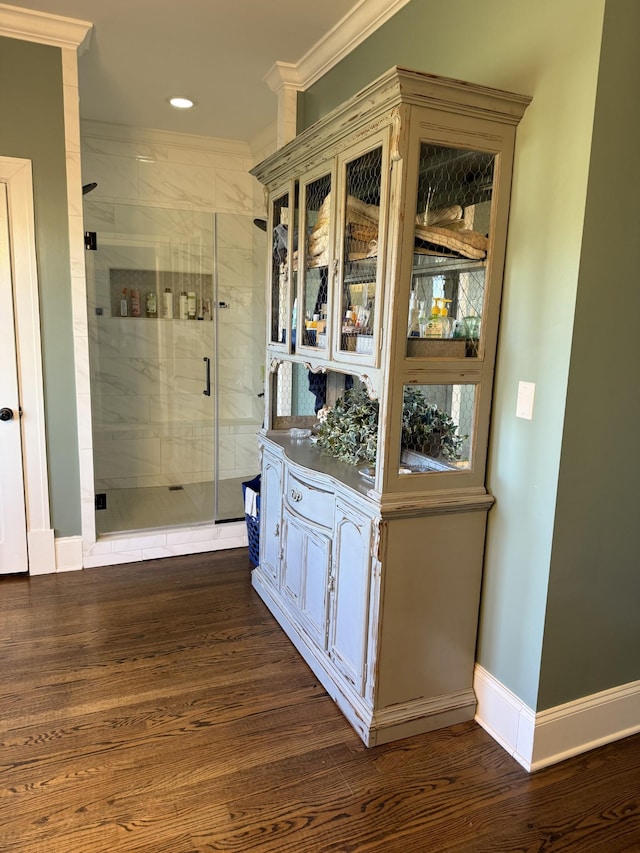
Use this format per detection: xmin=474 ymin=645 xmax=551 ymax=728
xmin=95 ymin=477 xmax=247 ymax=535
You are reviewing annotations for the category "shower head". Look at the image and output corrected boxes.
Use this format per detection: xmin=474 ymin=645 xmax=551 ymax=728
xmin=82 ymin=182 xmax=98 ymax=195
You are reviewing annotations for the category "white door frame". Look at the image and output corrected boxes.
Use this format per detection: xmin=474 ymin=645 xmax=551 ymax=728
xmin=0 ymin=156 xmax=55 ymax=574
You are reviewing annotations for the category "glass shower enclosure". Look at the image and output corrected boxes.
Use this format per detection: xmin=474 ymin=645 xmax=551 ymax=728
xmin=84 ymin=203 xmax=265 ymax=535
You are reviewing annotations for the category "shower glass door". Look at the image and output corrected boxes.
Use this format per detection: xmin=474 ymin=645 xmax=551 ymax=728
xmin=84 ymin=203 xmax=264 ymax=535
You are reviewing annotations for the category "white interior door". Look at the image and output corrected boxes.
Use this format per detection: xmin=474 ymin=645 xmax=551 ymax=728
xmin=0 ymin=182 xmax=28 ymax=573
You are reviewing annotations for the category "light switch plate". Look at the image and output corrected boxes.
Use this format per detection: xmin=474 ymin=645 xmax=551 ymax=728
xmin=516 ymin=381 xmax=536 ymax=420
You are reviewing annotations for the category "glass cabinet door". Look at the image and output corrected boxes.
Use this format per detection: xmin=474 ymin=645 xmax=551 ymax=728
xmin=334 ymin=143 xmax=385 ymax=363
xmin=298 ymin=172 xmax=333 ymax=356
xmin=406 ymin=142 xmax=495 ymax=359
xmin=399 ymin=383 xmax=477 ymax=475
xmin=269 ymin=187 xmax=299 ymax=351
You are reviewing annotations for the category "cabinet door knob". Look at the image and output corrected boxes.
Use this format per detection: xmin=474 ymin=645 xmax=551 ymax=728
xmin=274 ymin=523 xmax=279 ymax=536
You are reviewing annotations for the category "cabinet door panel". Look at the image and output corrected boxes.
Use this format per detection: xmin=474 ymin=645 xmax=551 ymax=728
xmin=282 ymin=508 xmax=331 ymax=649
xmin=260 ymin=453 xmax=283 ymax=586
xmin=301 ymin=527 xmax=331 ymax=649
xmin=282 ymin=509 xmax=304 ymax=606
xmin=329 ymin=501 xmax=372 ymax=694
xmin=333 ymin=131 xmax=390 ymax=369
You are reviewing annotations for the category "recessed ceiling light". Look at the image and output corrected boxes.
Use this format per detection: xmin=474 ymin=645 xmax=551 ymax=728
xmin=169 ymin=97 xmax=195 ymax=109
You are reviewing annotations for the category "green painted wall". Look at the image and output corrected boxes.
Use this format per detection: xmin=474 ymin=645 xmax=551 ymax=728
xmin=301 ymin=0 xmax=607 ymax=710
xmin=0 ymin=37 xmax=81 ymax=538
xmin=537 ymin=0 xmax=640 ymax=708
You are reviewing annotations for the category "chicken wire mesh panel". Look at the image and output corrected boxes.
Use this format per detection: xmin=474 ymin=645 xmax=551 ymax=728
xmin=301 ymin=174 xmax=332 ymax=351
xmin=407 ymin=143 xmax=495 ymax=359
xmin=400 ymin=384 xmax=476 ymax=473
xmin=340 ymin=147 xmax=382 ymax=354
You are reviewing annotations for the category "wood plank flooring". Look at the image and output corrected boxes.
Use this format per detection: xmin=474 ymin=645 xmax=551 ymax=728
xmin=1 ymin=550 xmax=639 ymax=852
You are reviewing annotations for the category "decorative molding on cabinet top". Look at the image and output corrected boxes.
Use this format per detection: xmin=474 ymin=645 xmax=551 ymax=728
xmin=263 ymin=0 xmax=411 ymax=94
xmin=0 ymin=3 xmax=92 ymax=51
xmin=377 ymin=490 xmax=495 ymax=519
xmin=252 ymin=67 xmax=531 ymax=188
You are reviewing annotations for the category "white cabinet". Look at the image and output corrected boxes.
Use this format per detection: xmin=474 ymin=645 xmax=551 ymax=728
xmin=251 ymin=67 xmax=530 ymax=746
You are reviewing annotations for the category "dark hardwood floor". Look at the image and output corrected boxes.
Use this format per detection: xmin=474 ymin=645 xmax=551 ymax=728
xmin=1 ymin=550 xmax=638 ymax=852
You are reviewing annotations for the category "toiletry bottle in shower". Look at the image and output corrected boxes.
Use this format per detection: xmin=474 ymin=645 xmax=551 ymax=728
xmin=130 ymin=288 xmax=141 ymax=317
xmin=163 ymin=288 xmax=174 ymax=319
xmin=187 ymin=291 xmax=197 ymax=320
xmin=120 ymin=288 xmax=129 ymax=317
xmin=146 ymin=291 xmax=157 ymax=318
xmin=179 ymin=291 xmax=189 ymax=320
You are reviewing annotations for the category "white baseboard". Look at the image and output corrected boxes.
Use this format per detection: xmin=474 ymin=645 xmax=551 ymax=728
xmin=474 ymin=664 xmax=640 ymax=772
xmin=54 ymin=535 xmax=84 ymax=572
xmin=27 ymin=529 xmax=56 ymax=575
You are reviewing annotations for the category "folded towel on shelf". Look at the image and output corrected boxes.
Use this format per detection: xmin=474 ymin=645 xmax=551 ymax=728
xmin=414 ymin=223 xmax=488 ymax=259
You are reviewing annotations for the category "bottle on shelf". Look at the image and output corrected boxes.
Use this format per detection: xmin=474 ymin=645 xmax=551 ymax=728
xmin=424 ymin=297 xmax=453 ymax=338
xmin=179 ymin=291 xmax=188 ymax=319
xmin=163 ymin=288 xmax=173 ymax=319
xmin=407 ymin=290 xmax=419 ymax=336
xmin=145 ymin=290 xmax=157 ymax=318
xmin=120 ymin=288 xmax=129 ymax=317
xmin=130 ymin=288 xmax=141 ymax=317
xmin=187 ymin=291 xmax=197 ymax=319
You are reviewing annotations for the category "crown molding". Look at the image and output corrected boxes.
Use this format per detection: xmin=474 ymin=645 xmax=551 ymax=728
xmin=264 ymin=0 xmax=410 ymax=93
xmin=0 ymin=3 xmax=92 ymax=51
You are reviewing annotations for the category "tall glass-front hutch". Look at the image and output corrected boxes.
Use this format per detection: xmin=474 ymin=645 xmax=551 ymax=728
xmin=251 ymin=67 xmax=530 ymax=746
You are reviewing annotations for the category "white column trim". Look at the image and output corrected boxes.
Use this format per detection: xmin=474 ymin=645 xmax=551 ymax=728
xmin=474 ymin=663 xmax=640 ymax=773
xmin=0 ymin=3 xmax=92 ymax=51
xmin=263 ymin=0 xmax=410 ymax=96
xmin=263 ymin=0 xmax=409 ymax=148
xmin=0 ymin=156 xmax=55 ymax=574
xmin=263 ymin=69 xmax=301 ymax=148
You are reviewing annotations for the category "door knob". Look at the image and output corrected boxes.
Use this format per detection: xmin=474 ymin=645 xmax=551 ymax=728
xmin=0 ymin=407 xmax=14 ymax=421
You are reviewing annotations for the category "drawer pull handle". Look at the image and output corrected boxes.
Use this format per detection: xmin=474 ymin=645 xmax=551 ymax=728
xmin=290 ymin=489 xmax=302 ymax=502
xmin=274 ymin=523 xmax=279 ymax=536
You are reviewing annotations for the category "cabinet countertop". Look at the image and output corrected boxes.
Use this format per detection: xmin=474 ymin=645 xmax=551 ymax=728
xmin=261 ymin=432 xmax=376 ymax=503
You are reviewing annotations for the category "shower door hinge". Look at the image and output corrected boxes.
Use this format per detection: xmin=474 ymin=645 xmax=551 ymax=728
xmin=84 ymin=231 xmax=97 ymax=251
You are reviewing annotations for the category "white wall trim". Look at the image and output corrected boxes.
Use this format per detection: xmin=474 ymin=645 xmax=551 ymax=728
xmin=83 ymin=522 xmax=248 ymax=568
xmin=0 ymin=156 xmax=56 ymax=575
xmin=263 ymin=0 xmax=410 ymax=94
xmin=54 ymin=536 xmax=84 ymax=571
xmin=530 ymin=678 xmax=640 ymax=771
xmin=474 ymin=664 xmax=640 ymax=773
xmin=0 ymin=2 xmax=92 ymax=51
xmin=474 ymin=664 xmax=536 ymax=770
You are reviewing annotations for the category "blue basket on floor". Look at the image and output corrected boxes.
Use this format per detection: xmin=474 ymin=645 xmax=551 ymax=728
xmin=241 ymin=475 xmax=261 ymax=567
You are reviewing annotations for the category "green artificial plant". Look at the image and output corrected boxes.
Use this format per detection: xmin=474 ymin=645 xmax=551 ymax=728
xmin=316 ymin=386 xmax=463 ymax=466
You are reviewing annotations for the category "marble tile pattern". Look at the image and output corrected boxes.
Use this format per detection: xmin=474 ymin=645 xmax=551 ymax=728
xmin=81 ymin=126 xmax=267 ymax=505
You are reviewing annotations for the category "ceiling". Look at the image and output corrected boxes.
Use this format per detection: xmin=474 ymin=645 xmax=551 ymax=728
xmin=3 ymin=0 xmax=371 ymax=142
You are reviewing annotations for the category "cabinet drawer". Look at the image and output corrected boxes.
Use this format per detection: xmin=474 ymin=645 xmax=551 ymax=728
xmin=285 ymin=470 xmax=334 ymax=528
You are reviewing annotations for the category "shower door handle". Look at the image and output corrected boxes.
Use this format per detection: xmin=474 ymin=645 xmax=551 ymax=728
xmin=203 ymin=357 xmax=211 ymax=396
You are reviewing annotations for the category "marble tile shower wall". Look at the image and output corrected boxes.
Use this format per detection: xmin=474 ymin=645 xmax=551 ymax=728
xmin=81 ymin=125 xmax=265 ymax=491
